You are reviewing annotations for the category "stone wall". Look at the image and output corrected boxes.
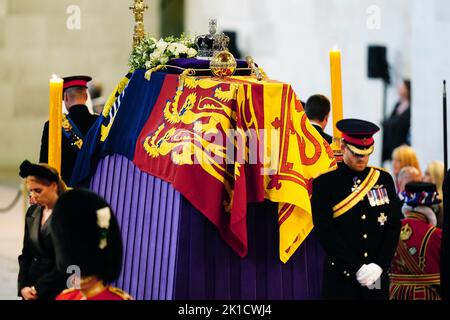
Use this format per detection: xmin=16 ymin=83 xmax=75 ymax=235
xmin=0 ymin=0 xmax=160 ymax=168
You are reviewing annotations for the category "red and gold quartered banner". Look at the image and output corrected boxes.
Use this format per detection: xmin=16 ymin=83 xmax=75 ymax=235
xmin=134 ymin=74 xmax=336 ymax=263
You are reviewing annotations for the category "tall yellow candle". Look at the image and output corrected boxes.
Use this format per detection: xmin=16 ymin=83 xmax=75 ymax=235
xmin=48 ymin=75 xmax=63 ymax=174
xmin=330 ymin=46 xmax=343 ymax=144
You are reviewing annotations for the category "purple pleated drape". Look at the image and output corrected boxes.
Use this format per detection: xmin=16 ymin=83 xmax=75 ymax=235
xmin=90 ymin=154 xmax=181 ymax=300
xmin=90 ymin=154 xmax=325 ymax=300
xmin=175 ymin=199 xmax=325 ymax=299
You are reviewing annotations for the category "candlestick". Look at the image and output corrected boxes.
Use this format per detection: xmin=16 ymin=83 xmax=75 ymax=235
xmin=49 ymin=74 xmax=63 ymax=174
xmin=330 ymin=46 xmax=343 ymax=148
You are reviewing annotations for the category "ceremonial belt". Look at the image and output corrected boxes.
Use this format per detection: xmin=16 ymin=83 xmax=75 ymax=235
xmin=390 ymin=225 xmax=440 ymax=286
xmin=332 ymin=168 xmax=380 ymax=218
xmin=62 ymin=114 xmax=84 ymax=149
xmin=390 ymin=273 xmax=441 ymax=285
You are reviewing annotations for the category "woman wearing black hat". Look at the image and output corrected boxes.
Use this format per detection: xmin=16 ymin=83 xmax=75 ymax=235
xmin=51 ymin=189 xmax=131 ymax=300
xmin=18 ymin=160 xmax=68 ymax=300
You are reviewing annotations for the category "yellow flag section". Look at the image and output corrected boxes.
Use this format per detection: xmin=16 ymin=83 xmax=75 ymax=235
xmin=260 ymin=81 xmax=337 ymax=263
xmin=100 ymin=75 xmax=131 ymax=142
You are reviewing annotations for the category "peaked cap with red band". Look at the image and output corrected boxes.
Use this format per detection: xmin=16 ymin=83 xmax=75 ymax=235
xmin=63 ymin=75 xmax=92 ymax=93
xmin=336 ymin=118 xmax=380 ymax=156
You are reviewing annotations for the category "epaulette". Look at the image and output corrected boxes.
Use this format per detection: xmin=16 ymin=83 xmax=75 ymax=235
xmin=369 ymin=166 xmax=390 ymax=174
xmin=108 ymin=286 xmax=133 ymax=300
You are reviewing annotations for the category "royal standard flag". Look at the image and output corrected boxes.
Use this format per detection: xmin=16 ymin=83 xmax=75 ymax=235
xmin=133 ymin=73 xmax=336 ymax=262
xmin=73 ymin=70 xmax=336 ymax=262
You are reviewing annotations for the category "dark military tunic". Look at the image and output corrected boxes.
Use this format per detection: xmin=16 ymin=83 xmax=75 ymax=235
xmin=39 ymin=105 xmax=98 ymax=185
xmin=312 ymin=162 xmax=402 ymax=300
xmin=312 ymin=123 xmax=333 ymax=144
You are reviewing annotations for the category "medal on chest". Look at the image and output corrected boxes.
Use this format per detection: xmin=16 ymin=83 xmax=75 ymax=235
xmin=351 ymin=176 xmax=361 ymax=192
xmin=367 ymin=185 xmax=390 ymax=207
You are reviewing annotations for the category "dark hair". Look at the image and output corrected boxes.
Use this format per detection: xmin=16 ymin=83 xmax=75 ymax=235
xmin=403 ymin=79 xmax=411 ymax=102
xmin=305 ymin=94 xmax=331 ymax=121
xmin=51 ymin=189 xmax=123 ymax=283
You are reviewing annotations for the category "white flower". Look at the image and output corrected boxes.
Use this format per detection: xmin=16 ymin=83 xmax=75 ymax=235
xmin=167 ymin=43 xmax=177 ymax=54
xmin=96 ymin=207 xmax=111 ymax=229
xmin=159 ymin=56 xmax=169 ymax=65
xmin=156 ymin=39 xmax=168 ymax=51
xmin=187 ymin=47 xmax=197 ymax=58
xmin=175 ymin=43 xmax=188 ymax=55
xmin=150 ymin=50 xmax=162 ymax=60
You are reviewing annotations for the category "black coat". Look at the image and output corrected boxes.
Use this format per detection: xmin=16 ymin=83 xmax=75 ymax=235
xmin=312 ymin=163 xmax=402 ymax=300
xmin=18 ymin=205 xmax=67 ymax=300
xmin=312 ymin=123 xmax=333 ymax=144
xmin=382 ymin=103 xmax=410 ymax=162
xmin=39 ymin=105 xmax=98 ymax=185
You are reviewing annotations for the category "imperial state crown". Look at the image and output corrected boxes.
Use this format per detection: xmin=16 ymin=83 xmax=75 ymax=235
xmin=195 ymin=19 xmax=230 ymax=59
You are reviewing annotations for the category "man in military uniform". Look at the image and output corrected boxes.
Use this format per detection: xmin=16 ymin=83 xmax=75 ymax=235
xmin=305 ymin=94 xmax=333 ymax=144
xmin=39 ymin=75 xmax=98 ymax=185
xmin=312 ymin=118 xmax=402 ymax=300
xmin=390 ymin=182 xmax=442 ymax=300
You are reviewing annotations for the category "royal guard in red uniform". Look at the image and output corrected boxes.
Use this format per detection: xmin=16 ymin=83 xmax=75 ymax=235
xmin=390 ymin=182 xmax=442 ymax=300
xmin=50 ymin=188 xmax=132 ymax=300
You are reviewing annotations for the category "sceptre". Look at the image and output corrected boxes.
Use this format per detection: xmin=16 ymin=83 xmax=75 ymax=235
xmin=130 ymin=0 xmax=148 ymax=48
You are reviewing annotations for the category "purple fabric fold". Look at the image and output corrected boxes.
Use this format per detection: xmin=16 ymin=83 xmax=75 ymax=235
xmin=90 ymin=154 xmax=325 ymax=300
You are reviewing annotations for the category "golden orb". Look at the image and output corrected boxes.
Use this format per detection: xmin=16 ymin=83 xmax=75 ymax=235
xmin=210 ymin=51 xmax=237 ymax=77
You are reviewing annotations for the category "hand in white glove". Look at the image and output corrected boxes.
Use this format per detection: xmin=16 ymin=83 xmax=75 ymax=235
xmin=356 ymin=263 xmax=383 ymax=287
xmin=356 ymin=264 xmax=368 ymax=280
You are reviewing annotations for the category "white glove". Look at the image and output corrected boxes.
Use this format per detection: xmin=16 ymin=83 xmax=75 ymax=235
xmin=356 ymin=263 xmax=383 ymax=287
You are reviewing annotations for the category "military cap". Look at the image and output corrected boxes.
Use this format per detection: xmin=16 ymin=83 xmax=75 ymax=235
xmin=337 ymin=118 xmax=380 ymax=156
xmin=19 ymin=160 xmax=59 ymax=182
xmin=402 ymin=182 xmax=441 ymax=207
xmin=51 ymin=188 xmax=123 ymax=283
xmin=63 ymin=75 xmax=92 ymax=92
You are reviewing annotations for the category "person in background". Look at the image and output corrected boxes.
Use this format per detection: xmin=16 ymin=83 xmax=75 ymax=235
xmin=88 ymin=79 xmax=106 ymax=115
xmin=305 ymin=94 xmax=333 ymax=144
xmin=312 ymin=119 xmax=401 ymax=300
xmin=51 ymin=189 xmax=132 ymax=300
xmin=397 ymin=166 xmax=422 ymax=195
xmin=18 ymin=160 xmax=67 ymax=300
xmin=391 ymin=145 xmax=421 ymax=190
xmin=39 ymin=75 xmax=98 ymax=185
xmin=423 ymin=160 xmax=445 ymax=228
xmin=382 ymin=79 xmax=411 ymax=163
xmin=390 ymin=182 xmax=442 ymax=300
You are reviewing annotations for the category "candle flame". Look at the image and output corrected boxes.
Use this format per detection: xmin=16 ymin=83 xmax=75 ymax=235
xmin=50 ymin=74 xmax=63 ymax=83
xmin=331 ymin=45 xmax=340 ymax=52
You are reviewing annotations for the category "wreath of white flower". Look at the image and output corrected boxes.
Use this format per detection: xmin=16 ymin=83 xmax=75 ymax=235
xmin=128 ymin=33 xmax=198 ymax=72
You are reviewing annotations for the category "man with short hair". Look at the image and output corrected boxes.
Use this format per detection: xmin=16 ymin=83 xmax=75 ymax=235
xmin=305 ymin=94 xmax=333 ymax=144
xmin=39 ymin=76 xmax=98 ymax=185
xmin=311 ymin=118 xmax=402 ymax=299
